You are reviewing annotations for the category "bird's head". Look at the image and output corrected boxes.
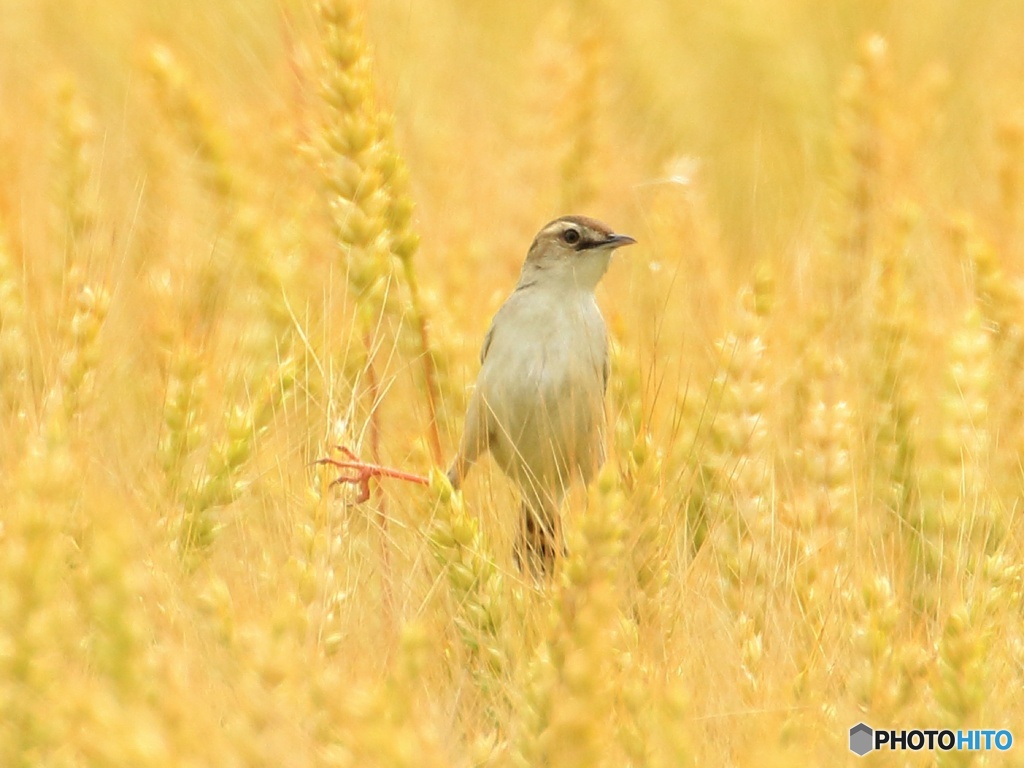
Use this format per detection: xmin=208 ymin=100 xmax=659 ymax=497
xmin=521 ymin=215 xmax=636 ymax=290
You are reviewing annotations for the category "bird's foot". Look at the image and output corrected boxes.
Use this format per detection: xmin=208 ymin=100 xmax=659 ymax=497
xmin=315 ymin=445 xmax=429 ymax=502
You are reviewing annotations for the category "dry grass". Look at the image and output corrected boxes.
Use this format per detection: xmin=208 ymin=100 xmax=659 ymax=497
xmin=2 ymin=0 xmax=1024 ymax=765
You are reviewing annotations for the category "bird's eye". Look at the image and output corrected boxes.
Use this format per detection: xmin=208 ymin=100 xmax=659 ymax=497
xmin=562 ymin=228 xmax=581 ymax=245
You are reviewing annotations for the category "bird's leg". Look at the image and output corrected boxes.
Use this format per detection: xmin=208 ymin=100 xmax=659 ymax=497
xmin=515 ymin=499 xmax=563 ymax=577
xmin=316 ymin=445 xmax=429 ymax=502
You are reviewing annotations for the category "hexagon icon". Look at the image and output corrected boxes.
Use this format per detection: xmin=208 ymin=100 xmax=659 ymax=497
xmin=849 ymin=723 xmax=874 ymax=756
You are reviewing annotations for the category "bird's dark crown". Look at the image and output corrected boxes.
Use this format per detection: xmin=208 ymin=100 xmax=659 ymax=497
xmin=527 ymin=215 xmax=624 ymax=260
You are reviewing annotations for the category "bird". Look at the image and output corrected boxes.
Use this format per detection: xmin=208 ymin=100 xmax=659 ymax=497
xmin=446 ymin=215 xmax=636 ymax=575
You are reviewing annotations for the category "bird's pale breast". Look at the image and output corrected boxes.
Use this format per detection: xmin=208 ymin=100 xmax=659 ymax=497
xmin=477 ymin=286 xmax=607 ymax=501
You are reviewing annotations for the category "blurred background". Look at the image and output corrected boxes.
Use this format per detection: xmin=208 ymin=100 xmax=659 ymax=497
xmin=5 ymin=0 xmax=1024 ymax=261
xmin=3 ymin=0 xmax=1024 ymax=764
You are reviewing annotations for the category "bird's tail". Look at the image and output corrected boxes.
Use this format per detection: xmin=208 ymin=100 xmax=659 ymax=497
xmin=514 ymin=500 xmax=564 ymax=577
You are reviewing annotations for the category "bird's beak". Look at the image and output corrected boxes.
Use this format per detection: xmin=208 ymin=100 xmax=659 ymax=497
xmin=605 ymin=233 xmax=637 ymax=249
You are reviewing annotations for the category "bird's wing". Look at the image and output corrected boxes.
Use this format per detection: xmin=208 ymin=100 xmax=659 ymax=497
xmin=482 ymin=283 xmax=538 ymax=364
xmin=480 ymin=322 xmax=496 ymax=365
xmin=452 ymin=299 xmax=511 ymax=485
xmin=599 ymin=311 xmax=610 ymax=394
xmin=602 ymin=347 xmax=610 ymax=395
xmin=480 ymin=296 xmax=514 ymax=364
xmin=448 ymin=385 xmax=490 ymax=487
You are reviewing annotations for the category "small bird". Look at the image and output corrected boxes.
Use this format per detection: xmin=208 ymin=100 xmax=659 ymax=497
xmin=447 ymin=215 xmax=636 ymax=575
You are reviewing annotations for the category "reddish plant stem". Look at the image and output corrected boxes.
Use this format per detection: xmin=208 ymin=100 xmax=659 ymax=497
xmin=401 ymin=265 xmax=444 ymax=466
xmin=363 ymin=333 xmax=394 ymax=630
xmin=416 ymin=312 xmax=444 ymax=464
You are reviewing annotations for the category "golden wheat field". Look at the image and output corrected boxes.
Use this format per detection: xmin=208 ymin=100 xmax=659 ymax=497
xmin=5 ymin=0 xmax=1024 ymax=764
